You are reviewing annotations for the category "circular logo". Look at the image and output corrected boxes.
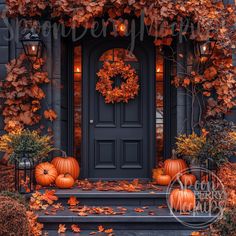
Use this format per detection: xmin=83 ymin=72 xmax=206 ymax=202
xmin=166 ymin=167 xmax=227 ymax=229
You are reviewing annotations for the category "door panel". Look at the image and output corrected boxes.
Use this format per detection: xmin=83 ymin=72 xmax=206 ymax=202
xmin=82 ymin=37 xmax=155 ymax=179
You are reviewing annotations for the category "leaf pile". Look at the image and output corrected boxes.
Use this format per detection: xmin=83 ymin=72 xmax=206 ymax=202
xmin=0 ymin=195 xmax=30 ymax=236
xmin=77 ymin=179 xmax=162 ymax=192
xmin=30 ymin=190 xmax=58 ymax=211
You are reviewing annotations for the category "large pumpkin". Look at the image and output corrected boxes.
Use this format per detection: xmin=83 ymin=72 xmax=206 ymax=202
xmin=55 ymin=174 xmax=75 ymax=189
xmin=35 ymin=162 xmax=58 ymax=186
xmin=164 ymin=150 xmax=187 ymax=180
xmin=51 ymin=151 xmax=80 ymax=180
xmin=156 ymin=174 xmax=171 ymax=186
xmin=169 ymin=188 xmax=196 ymax=211
xmin=181 ymin=174 xmax=196 ymax=186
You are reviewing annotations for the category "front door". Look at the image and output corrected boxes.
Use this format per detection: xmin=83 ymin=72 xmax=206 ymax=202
xmin=82 ymin=37 xmax=155 ymax=179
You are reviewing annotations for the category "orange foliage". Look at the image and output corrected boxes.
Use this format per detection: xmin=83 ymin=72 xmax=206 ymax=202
xmin=67 ymin=196 xmax=79 ymax=206
xmin=26 ymin=211 xmax=43 ymax=236
xmin=5 ymin=1 xmax=236 ymax=116
xmin=217 ymin=163 xmax=236 ymax=207
xmin=44 ymin=109 xmax=57 ymax=121
xmin=96 ymin=59 xmax=139 ymax=103
xmin=58 ymin=224 xmax=66 ymax=234
xmin=71 ymin=224 xmax=81 ymax=233
xmin=0 ymin=54 xmax=57 ymax=132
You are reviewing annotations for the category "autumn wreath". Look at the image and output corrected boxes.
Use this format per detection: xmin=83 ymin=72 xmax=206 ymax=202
xmin=96 ymin=59 xmax=139 ymax=104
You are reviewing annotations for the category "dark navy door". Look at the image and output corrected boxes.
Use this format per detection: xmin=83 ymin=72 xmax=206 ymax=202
xmin=83 ymin=37 xmax=155 ymax=179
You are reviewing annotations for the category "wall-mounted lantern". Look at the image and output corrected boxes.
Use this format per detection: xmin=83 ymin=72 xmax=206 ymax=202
xmin=21 ymin=31 xmax=44 ymax=64
xmin=194 ymin=39 xmax=217 ymax=64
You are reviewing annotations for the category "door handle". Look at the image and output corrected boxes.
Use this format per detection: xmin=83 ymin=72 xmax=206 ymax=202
xmin=90 ymin=119 xmax=94 ymax=124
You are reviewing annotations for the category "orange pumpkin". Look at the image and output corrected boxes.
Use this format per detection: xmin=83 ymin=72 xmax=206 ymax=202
xmin=35 ymin=162 xmax=58 ymax=186
xmin=164 ymin=150 xmax=187 ymax=180
xmin=181 ymin=174 xmax=196 ymax=186
xmin=156 ymin=174 xmax=171 ymax=186
xmin=55 ymin=173 xmax=75 ymax=189
xmin=169 ymin=176 xmax=196 ymax=211
xmin=169 ymin=188 xmax=196 ymax=211
xmin=51 ymin=150 xmax=80 ymax=180
xmin=152 ymin=168 xmax=164 ymax=180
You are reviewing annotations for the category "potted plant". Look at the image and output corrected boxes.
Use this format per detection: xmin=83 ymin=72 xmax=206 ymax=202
xmin=0 ymin=129 xmax=54 ymax=193
xmin=0 ymin=129 xmax=53 ymax=164
xmin=176 ymin=132 xmax=206 ymax=178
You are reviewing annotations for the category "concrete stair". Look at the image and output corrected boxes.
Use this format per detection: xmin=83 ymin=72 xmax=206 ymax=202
xmin=36 ymin=186 xmax=213 ymax=235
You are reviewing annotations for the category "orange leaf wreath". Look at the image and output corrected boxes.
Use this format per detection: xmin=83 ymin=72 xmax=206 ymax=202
xmin=96 ymin=59 xmax=139 ymax=104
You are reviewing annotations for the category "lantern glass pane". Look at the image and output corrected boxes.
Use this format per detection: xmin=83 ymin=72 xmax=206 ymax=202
xmin=22 ymin=40 xmax=42 ymax=58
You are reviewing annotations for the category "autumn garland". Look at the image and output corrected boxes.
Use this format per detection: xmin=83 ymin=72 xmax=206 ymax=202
xmin=96 ymin=60 xmax=139 ymax=103
xmin=4 ymin=0 xmax=236 ymax=116
xmin=0 ymin=54 xmax=57 ymax=132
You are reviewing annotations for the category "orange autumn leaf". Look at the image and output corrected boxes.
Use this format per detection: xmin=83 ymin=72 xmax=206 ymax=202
xmin=98 ymin=225 xmax=105 ymax=232
xmin=71 ymin=224 xmax=81 ymax=233
xmin=134 ymin=208 xmax=144 ymax=213
xmin=203 ymin=66 xmax=217 ymax=80
xmin=58 ymin=224 xmax=66 ymax=234
xmin=67 ymin=196 xmax=79 ymax=206
xmin=44 ymin=109 xmax=57 ymax=121
xmin=0 ymin=53 xmax=49 ymax=132
xmin=41 ymin=190 xmax=58 ymax=205
xmin=105 ymin=228 xmax=113 ymax=233
xmin=191 ymin=232 xmax=201 ymax=236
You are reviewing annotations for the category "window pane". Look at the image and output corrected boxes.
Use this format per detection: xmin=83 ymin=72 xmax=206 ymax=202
xmin=100 ymin=48 xmax=137 ymax=62
xmin=74 ymin=46 xmax=82 ymax=158
xmin=156 ymin=47 xmax=164 ymax=162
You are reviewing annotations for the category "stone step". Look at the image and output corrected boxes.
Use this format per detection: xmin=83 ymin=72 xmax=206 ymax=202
xmin=38 ymin=205 xmax=215 ymax=231
xmin=42 ymin=188 xmax=168 ymax=206
xmin=43 ymin=229 xmax=197 ymax=236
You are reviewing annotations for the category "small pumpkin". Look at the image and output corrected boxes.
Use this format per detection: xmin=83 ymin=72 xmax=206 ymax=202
xmin=156 ymin=174 xmax=171 ymax=186
xmin=164 ymin=150 xmax=187 ymax=180
xmin=55 ymin=173 xmax=75 ymax=189
xmin=181 ymin=174 xmax=196 ymax=186
xmin=51 ymin=150 xmax=80 ymax=180
xmin=169 ymin=177 xmax=196 ymax=211
xmin=35 ymin=162 xmax=58 ymax=186
xmin=152 ymin=168 xmax=164 ymax=180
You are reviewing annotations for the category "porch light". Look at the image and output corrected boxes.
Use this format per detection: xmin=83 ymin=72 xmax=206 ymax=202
xmin=15 ymin=152 xmax=35 ymax=194
xmin=194 ymin=39 xmax=216 ymax=63
xmin=118 ymin=23 xmax=126 ymax=32
xmin=21 ymin=31 xmax=44 ymax=64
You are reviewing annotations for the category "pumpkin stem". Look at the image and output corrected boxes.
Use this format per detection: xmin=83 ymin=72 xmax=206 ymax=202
xmin=43 ymin=170 xmax=48 ymax=175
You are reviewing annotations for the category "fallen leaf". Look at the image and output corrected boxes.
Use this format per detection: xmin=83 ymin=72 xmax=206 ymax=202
xmin=67 ymin=196 xmax=79 ymax=206
xmin=58 ymin=224 xmax=66 ymax=234
xmin=71 ymin=224 xmax=81 ymax=233
xmin=134 ymin=208 xmax=144 ymax=213
xmin=98 ymin=225 xmax=105 ymax=232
